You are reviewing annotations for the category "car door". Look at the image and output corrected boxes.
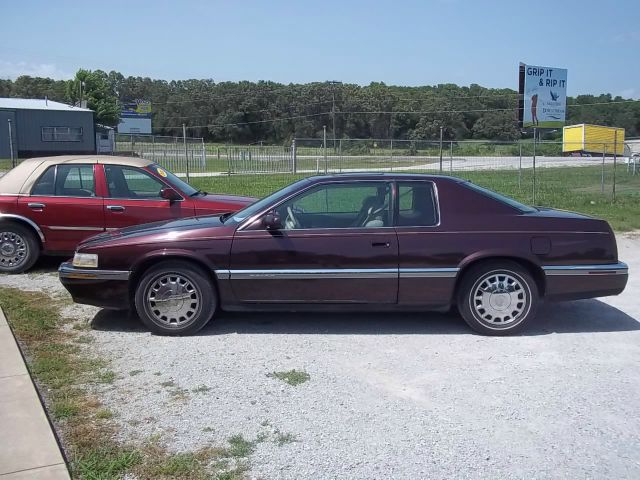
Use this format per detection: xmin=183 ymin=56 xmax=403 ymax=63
xmin=394 ymin=180 xmax=456 ymax=306
xmin=16 ymin=163 xmax=104 ymax=252
xmin=102 ymin=164 xmax=191 ymax=230
xmin=228 ymin=181 xmax=399 ymax=303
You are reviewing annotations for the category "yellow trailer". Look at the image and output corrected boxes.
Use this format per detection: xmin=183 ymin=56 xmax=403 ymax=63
xmin=563 ymin=124 xmax=625 ymax=156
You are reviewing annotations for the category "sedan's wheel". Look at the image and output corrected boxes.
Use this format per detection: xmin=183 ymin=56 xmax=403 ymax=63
xmin=0 ymin=223 xmax=40 ymax=274
xmin=134 ymin=261 xmax=216 ymax=335
xmin=457 ymin=261 xmax=538 ymax=335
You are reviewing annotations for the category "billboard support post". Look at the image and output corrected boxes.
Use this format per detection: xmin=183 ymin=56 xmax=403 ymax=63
xmin=518 ymin=143 xmax=522 ymax=189
xmin=532 ymin=127 xmax=537 ymax=205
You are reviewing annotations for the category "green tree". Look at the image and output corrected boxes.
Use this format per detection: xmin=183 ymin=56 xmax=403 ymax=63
xmin=66 ymin=69 xmax=120 ymax=126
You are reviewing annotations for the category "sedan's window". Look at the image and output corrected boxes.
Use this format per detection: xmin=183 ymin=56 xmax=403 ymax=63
xmin=105 ymin=166 xmax=166 ymax=199
xmin=396 ymin=182 xmax=438 ymax=227
xmin=462 ymin=182 xmax=537 ymax=213
xmin=55 ymin=165 xmax=95 ymax=197
xmin=277 ymin=182 xmax=392 ymax=229
xmin=31 ymin=166 xmax=55 ymax=196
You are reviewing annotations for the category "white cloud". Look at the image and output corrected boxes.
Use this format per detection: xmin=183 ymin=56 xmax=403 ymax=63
xmin=0 ymin=61 xmax=73 ymax=80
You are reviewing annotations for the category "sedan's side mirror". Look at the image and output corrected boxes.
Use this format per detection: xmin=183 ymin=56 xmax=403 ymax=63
xmin=160 ymin=187 xmax=181 ymax=203
xmin=262 ymin=212 xmax=282 ymax=230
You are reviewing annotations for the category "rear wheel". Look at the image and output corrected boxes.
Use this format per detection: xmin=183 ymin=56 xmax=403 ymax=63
xmin=134 ymin=261 xmax=216 ymax=335
xmin=457 ymin=261 xmax=538 ymax=335
xmin=0 ymin=223 xmax=40 ymax=274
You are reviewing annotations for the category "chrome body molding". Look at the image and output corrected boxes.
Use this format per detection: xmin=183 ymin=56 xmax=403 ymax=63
xmin=49 ymin=226 xmax=104 ymax=232
xmin=399 ymin=268 xmax=459 ymax=278
xmin=59 ymin=262 xmax=130 ymax=281
xmin=0 ymin=213 xmax=46 ymax=242
xmin=542 ymin=262 xmax=628 ymax=276
xmin=215 ymin=267 xmax=460 ymax=280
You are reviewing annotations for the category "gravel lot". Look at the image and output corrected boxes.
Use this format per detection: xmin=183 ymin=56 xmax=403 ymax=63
xmin=2 ymin=234 xmax=639 ymax=479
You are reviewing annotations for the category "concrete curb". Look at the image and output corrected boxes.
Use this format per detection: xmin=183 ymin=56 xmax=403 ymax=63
xmin=0 ymin=307 xmax=70 ymax=479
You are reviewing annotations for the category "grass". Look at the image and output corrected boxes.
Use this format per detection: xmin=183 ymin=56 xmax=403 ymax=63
xmin=0 ymin=288 xmax=254 ymax=479
xmin=190 ymin=164 xmax=640 ymax=231
xmin=267 ymin=369 xmax=311 ymax=386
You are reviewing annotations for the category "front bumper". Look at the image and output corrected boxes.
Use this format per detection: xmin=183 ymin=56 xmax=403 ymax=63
xmin=59 ymin=262 xmax=131 ymax=309
xmin=542 ymin=262 xmax=629 ymax=301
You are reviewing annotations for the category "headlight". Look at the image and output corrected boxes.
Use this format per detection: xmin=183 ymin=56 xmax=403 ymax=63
xmin=72 ymin=253 xmax=98 ymax=268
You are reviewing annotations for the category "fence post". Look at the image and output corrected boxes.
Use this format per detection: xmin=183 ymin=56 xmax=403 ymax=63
xmin=130 ymin=134 xmax=134 ymax=152
xmin=518 ymin=143 xmax=522 ymax=189
xmin=601 ymin=145 xmax=606 ymax=194
xmin=390 ymin=139 xmax=393 ymax=172
xmin=449 ymin=141 xmax=453 ymax=173
xmin=201 ymin=140 xmax=206 ymax=168
xmin=182 ymin=124 xmax=190 ymax=183
xmin=7 ymin=119 xmax=15 ymax=167
xmin=339 ymin=139 xmax=343 ymax=173
xmin=292 ymin=139 xmax=297 ymax=174
xmin=532 ymin=127 xmax=537 ymax=205
xmin=613 ymin=132 xmax=618 ymax=202
xmin=323 ymin=125 xmax=328 ymax=174
xmin=439 ymin=127 xmax=443 ymax=173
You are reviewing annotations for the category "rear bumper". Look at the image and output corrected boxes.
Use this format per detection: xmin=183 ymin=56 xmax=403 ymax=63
xmin=59 ymin=262 xmax=131 ymax=309
xmin=543 ymin=262 xmax=628 ymax=301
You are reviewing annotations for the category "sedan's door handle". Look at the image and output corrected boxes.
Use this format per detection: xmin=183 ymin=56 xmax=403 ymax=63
xmin=371 ymin=241 xmax=390 ymax=248
xmin=28 ymin=202 xmax=46 ymax=209
xmin=106 ymin=205 xmax=125 ymax=212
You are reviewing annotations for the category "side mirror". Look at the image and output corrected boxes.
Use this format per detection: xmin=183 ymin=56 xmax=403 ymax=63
xmin=160 ymin=187 xmax=181 ymax=203
xmin=262 ymin=212 xmax=282 ymax=230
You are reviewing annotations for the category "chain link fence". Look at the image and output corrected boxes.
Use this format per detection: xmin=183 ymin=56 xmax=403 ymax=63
xmin=1 ymin=135 xmax=638 ymax=209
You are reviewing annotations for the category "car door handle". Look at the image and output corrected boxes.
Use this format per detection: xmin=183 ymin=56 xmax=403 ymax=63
xmin=28 ymin=202 xmax=46 ymax=209
xmin=106 ymin=205 xmax=125 ymax=212
xmin=371 ymin=241 xmax=390 ymax=248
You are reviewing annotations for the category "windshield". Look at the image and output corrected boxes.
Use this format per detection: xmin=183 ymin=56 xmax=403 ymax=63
xmin=148 ymin=164 xmax=198 ymax=197
xmin=225 ymin=178 xmax=311 ymax=225
xmin=462 ymin=181 xmax=537 ymax=213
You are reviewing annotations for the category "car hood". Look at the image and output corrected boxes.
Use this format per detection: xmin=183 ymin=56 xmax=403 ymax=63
xmin=78 ymin=215 xmax=229 ymax=249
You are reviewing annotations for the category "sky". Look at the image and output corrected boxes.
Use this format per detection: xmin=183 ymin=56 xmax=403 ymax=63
xmin=1 ymin=0 xmax=639 ymax=97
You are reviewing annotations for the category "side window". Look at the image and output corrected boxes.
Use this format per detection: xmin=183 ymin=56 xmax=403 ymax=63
xmin=278 ymin=182 xmax=391 ymax=229
xmin=44 ymin=165 xmax=96 ymax=197
xmin=105 ymin=166 xmax=166 ymax=199
xmin=396 ymin=182 xmax=438 ymax=227
xmin=31 ymin=166 xmax=55 ymax=196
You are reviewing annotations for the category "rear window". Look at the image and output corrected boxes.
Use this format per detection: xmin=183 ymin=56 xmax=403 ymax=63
xmin=462 ymin=182 xmax=537 ymax=213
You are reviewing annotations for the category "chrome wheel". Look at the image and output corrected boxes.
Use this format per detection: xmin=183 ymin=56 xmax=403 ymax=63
xmin=145 ymin=273 xmax=201 ymax=328
xmin=471 ymin=271 xmax=530 ymax=328
xmin=0 ymin=231 xmax=28 ymax=269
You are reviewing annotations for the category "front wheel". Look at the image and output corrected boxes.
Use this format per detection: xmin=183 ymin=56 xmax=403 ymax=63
xmin=457 ymin=261 xmax=539 ymax=336
xmin=134 ymin=261 xmax=217 ymax=335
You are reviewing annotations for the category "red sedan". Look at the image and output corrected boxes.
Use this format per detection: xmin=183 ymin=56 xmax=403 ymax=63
xmin=0 ymin=156 xmax=254 ymax=273
xmin=59 ymin=173 xmax=628 ymax=336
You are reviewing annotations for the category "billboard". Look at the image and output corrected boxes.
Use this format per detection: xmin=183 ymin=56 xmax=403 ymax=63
xmin=118 ymin=99 xmax=152 ymax=134
xmin=518 ymin=63 xmax=567 ymax=128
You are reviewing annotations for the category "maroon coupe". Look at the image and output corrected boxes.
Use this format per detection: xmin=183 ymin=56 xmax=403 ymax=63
xmin=0 ymin=156 xmax=254 ymax=273
xmin=59 ymin=174 xmax=628 ymax=336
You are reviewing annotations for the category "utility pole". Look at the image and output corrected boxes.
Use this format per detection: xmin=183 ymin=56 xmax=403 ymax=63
xmin=532 ymin=127 xmax=537 ymax=205
xmin=328 ymin=80 xmax=341 ymax=152
xmin=8 ymin=119 xmax=15 ymax=167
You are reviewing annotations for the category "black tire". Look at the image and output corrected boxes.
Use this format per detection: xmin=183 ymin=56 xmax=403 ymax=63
xmin=0 ymin=222 xmax=40 ymax=274
xmin=134 ymin=260 xmax=217 ymax=335
xmin=457 ymin=260 xmax=539 ymax=336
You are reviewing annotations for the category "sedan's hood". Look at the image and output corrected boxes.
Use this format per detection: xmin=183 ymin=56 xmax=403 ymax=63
xmin=78 ymin=215 xmax=227 ymax=249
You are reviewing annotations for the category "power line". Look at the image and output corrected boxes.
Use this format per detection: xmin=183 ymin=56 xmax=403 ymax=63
xmin=161 ymin=99 xmax=334 ymax=120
